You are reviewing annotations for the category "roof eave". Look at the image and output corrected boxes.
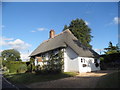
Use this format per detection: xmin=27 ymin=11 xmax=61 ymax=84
xmin=30 ymin=45 xmax=66 ymax=57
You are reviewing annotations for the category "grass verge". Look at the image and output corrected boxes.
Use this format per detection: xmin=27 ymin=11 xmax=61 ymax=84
xmin=4 ymin=72 xmax=77 ymax=85
xmin=96 ymin=70 xmax=120 ymax=88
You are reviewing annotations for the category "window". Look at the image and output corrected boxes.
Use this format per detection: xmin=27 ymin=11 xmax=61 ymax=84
xmin=83 ymin=64 xmax=87 ymax=67
xmin=81 ymin=58 xmax=83 ymax=62
xmin=81 ymin=58 xmax=86 ymax=63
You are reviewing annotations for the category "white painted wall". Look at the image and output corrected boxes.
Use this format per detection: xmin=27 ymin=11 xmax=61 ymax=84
xmin=35 ymin=58 xmax=38 ymax=66
xmin=64 ymin=47 xmax=79 ymax=72
xmin=63 ymin=46 xmax=100 ymax=73
xmin=34 ymin=58 xmax=43 ymax=66
xmin=78 ymin=57 xmax=100 ymax=73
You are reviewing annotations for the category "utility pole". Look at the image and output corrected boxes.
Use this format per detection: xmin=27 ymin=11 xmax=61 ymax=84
xmin=27 ymin=50 xmax=29 ymax=61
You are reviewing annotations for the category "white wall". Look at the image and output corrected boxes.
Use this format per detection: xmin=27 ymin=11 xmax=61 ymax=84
xmin=64 ymin=47 xmax=79 ymax=72
xmin=63 ymin=46 xmax=100 ymax=73
xmin=34 ymin=58 xmax=43 ymax=66
xmin=78 ymin=57 xmax=100 ymax=73
xmin=35 ymin=58 xmax=38 ymax=66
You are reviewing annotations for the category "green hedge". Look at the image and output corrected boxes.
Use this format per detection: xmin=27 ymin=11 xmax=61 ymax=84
xmin=100 ymin=53 xmax=120 ymax=70
xmin=100 ymin=53 xmax=120 ymax=63
xmin=5 ymin=61 xmax=27 ymax=73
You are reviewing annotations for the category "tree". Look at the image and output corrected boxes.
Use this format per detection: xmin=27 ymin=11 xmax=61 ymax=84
xmin=63 ymin=25 xmax=68 ymax=31
xmin=63 ymin=18 xmax=93 ymax=48
xmin=26 ymin=57 xmax=36 ymax=73
xmin=1 ymin=49 xmax=21 ymax=61
xmin=104 ymin=41 xmax=119 ymax=54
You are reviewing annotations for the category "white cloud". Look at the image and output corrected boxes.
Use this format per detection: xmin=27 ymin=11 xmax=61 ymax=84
xmin=20 ymin=52 xmax=31 ymax=62
xmin=31 ymin=30 xmax=36 ymax=32
xmin=1 ymin=36 xmax=32 ymax=61
xmin=0 ymin=50 xmax=3 ymax=53
xmin=0 ymin=38 xmax=6 ymax=46
xmin=113 ymin=17 xmax=120 ymax=24
xmin=1 ymin=36 xmax=31 ymax=51
xmin=85 ymin=21 xmax=89 ymax=25
xmin=105 ymin=17 xmax=120 ymax=26
xmin=37 ymin=28 xmax=46 ymax=31
xmin=0 ymin=36 xmax=13 ymax=46
xmin=8 ymin=39 xmax=31 ymax=51
xmin=0 ymin=50 xmax=3 ymax=56
xmin=31 ymin=27 xmax=47 ymax=33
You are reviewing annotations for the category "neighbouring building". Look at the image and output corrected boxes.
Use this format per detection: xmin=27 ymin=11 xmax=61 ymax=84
xmin=30 ymin=29 xmax=100 ymax=73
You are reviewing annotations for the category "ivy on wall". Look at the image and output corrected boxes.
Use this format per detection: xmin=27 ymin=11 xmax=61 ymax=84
xmin=35 ymin=49 xmax=64 ymax=74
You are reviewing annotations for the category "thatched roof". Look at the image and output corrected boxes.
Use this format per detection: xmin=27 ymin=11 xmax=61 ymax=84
xmin=30 ymin=29 xmax=99 ymax=58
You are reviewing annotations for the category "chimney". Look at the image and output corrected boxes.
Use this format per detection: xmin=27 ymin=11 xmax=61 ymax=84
xmin=49 ymin=29 xmax=55 ymax=38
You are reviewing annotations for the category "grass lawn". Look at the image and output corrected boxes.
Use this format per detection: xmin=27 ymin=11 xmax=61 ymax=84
xmin=4 ymin=72 xmax=77 ymax=85
xmin=96 ymin=70 xmax=120 ymax=88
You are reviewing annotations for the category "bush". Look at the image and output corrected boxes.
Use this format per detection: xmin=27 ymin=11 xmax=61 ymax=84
xmin=100 ymin=53 xmax=120 ymax=70
xmin=2 ymin=60 xmax=7 ymax=67
xmin=35 ymin=70 xmax=42 ymax=75
xmin=99 ymin=57 xmax=104 ymax=62
xmin=17 ymin=64 xmax=27 ymax=73
xmin=4 ymin=61 xmax=27 ymax=73
xmin=101 ymin=53 xmax=120 ymax=63
xmin=26 ymin=64 xmax=32 ymax=72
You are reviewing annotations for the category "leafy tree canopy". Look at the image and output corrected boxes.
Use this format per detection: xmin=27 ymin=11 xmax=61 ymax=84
xmin=104 ymin=41 xmax=120 ymax=54
xmin=63 ymin=18 xmax=93 ymax=48
xmin=1 ymin=49 xmax=21 ymax=61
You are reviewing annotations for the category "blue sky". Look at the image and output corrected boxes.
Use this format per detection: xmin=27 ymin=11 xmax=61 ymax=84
xmin=1 ymin=2 xmax=119 ymax=60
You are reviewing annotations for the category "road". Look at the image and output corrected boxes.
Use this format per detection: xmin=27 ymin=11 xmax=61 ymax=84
xmin=0 ymin=70 xmax=19 ymax=90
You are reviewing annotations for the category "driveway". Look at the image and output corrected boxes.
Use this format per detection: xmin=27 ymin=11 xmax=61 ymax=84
xmin=26 ymin=70 xmax=117 ymax=88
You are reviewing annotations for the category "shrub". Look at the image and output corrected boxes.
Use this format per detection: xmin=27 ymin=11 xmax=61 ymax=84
xmin=35 ymin=70 xmax=42 ymax=75
xmin=4 ymin=61 xmax=27 ymax=73
xmin=26 ymin=64 xmax=32 ymax=72
xmin=17 ymin=64 xmax=27 ymax=73
xmin=2 ymin=60 xmax=7 ymax=67
xmin=34 ymin=50 xmax=64 ymax=75
xmin=101 ymin=53 xmax=120 ymax=63
xmin=99 ymin=57 xmax=104 ymax=62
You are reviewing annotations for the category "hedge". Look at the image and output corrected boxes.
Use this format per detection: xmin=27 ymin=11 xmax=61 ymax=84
xmin=100 ymin=53 xmax=120 ymax=63
xmin=4 ymin=61 xmax=27 ymax=73
xmin=100 ymin=53 xmax=120 ymax=70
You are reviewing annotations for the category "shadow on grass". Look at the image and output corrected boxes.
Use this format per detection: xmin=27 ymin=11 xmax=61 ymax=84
xmin=95 ymin=70 xmax=120 ymax=88
xmin=4 ymin=72 xmax=77 ymax=85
